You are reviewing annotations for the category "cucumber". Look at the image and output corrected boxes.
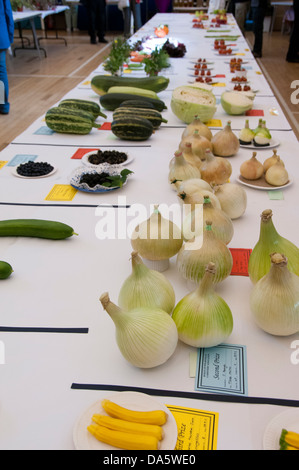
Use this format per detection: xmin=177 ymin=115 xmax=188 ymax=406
xmin=100 ymin=93 xmax=167 ymax=112
xmin=0 ymin=261 xmax=13 ymax=280
xmin=111 ymin=116 xmax=154 ymax=141
xmin=107 ymin=86 xmax=160 ymax=100
xmin=91 ymin=75 xmax=169 ymax=96
xmin=45 ymin=107 xmax=99 ymax=135
xmin=0 ymin=219 xmax=77 ymax=240
xmin=58 ymin=99 xmax=107 ymax=119
xmin=113 ymin=107 xmax=168 ymax=129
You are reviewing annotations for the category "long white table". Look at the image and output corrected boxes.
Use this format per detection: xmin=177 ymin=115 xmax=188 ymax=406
xmin=1 ymin=12 xmax=299 ymax=451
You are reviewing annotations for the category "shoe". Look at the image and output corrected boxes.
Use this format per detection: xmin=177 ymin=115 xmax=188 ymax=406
xmin=90 ymin=38 xmax=97 ymax=44
xmin=286 ymin=57 xmax=299 ymax=63
xmin=98 ymin=37 xmax=108 ymax=44
xmin=252 ymin=51 xmax=262 ymax=58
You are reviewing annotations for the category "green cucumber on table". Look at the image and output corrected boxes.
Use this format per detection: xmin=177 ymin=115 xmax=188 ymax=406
xmin=0 ymin=219 xmax=77 ymax=240
xmin=0 ymin=261 xmax=13 ymax=280
xmin=91 ymin=75 xmax=169 ymax=95
xmin=100 ymin=93 xmax=167 ymax=112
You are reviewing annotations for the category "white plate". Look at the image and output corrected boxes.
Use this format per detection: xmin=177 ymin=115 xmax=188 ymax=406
xmin=81 ymin=150 xmax=133 ymax=168
xmin=11 ymin=165 xmax=57 ymax=179
xmin=240 ymin=138 xmax=280 ymax=150
xmin=237 ymin=175 xmax=292 ymax=191
xmin=73 ymin=391 xmax=178 ymax=451
xmin=263 ymin=409 xmax=299 ymax=450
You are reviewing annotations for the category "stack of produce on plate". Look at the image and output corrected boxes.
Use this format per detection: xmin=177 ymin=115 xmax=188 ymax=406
xmin=90 ymin=75 xmax=169 ymax=140
xmin=247 ymin=210 xmax=299 ymax=336
xmin=87 ymin=399 xmax=168 ymax=450
xmin=240 ymin=150 xmax=289 ymax=186
xmin=279 ymin=429 xmax=299 ymax=450
xmin=45 ymin=99 xmax=107 ymax=134
xmin=239 ymin=119 xmax=272 ymax=146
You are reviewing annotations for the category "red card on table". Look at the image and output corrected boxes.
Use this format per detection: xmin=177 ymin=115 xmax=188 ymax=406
xmin=98 ymin=122 xmax=112 ymax=130
xmin=245 ymin=110 xmax=264 ymax=116
xmin=71 ymin=148 xmax=98 ymax=159
xmin=214 ymin=74 xmax=226 ymax=78
xmin=229 ymin=248 xmax=252 ymax=276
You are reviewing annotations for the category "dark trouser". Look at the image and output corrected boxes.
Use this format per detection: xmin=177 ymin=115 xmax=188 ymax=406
xmin=287 ymin=0 xmax=299 ymax=59
xmin=0 ymin=50 xmax=9 ymax=114
xmin=123 ymin=0 xmax=142 ymax=37
xmin=251 ymin=6 xmax=267 ymax=54
xmin=85 ymin=0 xmax=106 ymax=41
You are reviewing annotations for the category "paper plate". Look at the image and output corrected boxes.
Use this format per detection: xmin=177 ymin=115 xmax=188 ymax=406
xmin=69 ymin=164 xmax=130 ymax=193
xmin=82 ymin=150 xmax=133 ymax=168
xmin=12 ymin=165 xmax=57 ymax=179
xmin=239 ymin=138 xmax=280 ymax=150
xmin=263 ymin=409 xmax=299 ymax=450
xmin=237 ymin=175 xmax=292 ymax=191
xmin=73 ymin=391 xmax=178 ymax=451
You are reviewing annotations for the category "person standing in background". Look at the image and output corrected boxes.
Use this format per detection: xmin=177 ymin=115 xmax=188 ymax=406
xmin=286 ymin=0 xmax=299 ymax=62
xmin=0 ymin=0 xmax=14 ymax=115
xmin=121 ymin=0 xmax=142 ymax=38
xmin=84 ymin=0 xmax=108 ymax=44
xmin=250 ymin=0 xmax=268 ymax=58
xmin=228 ymin=0 xmax=251 ymax=34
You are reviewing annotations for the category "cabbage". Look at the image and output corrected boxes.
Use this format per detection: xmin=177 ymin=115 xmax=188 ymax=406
xmin=221 ymin=91 xmax=253 ymax=115
xmin=171 ymin=85 xmax=217 ymax=124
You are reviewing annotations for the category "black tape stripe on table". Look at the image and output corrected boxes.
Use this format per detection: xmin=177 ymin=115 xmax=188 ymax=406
xmin=71 ymin=383 xmax=299 ymax=408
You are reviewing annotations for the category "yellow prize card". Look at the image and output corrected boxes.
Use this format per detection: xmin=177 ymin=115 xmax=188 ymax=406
xmin=0 ymin=161 xmax=8 ymax=169
xmin=206 ymin=119 xmax=222 ymax=127
xmin=45 ymin=184 xmax=77 ymax=201
xmin=167 ymin=405 xmax=219 ymax=450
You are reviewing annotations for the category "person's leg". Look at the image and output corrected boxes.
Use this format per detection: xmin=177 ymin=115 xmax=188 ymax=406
xmin=86 ymin=1 xmax=97 ymax=43
xmin=131 ymin=0 xmax=142 ymax=32
xmin=0 ymin=50 xmax=9 ymax=115
xmin=252 ymin=6 xmax=266 ymax=56
xmin=123 ymin=6 xmax=131 ymax=38
xmin=97 ymin=0 xmax=107 ymax=42
xmin=286 ymin=1 xmax=299 ymax=61
xmin=234 ymin=2 xmax=250 ymax=34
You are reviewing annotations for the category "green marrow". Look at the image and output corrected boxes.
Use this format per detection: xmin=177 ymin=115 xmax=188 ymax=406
xmin=58 ymin=99 xmax=107 ymax=119
xmin=91 ymin=75 xmax=169 ymax=95
xmin=0 ymin=261 xmax=13 ymax=280
xmin=45 ymin=107 xmax=99 ymax=135
xmin=100 ymin=93 xmax=167 ymax=112
xmin=113 ymin=107 xmax=168 ymax=129
xmin=107 ymin=86 xmax=159 ymax=100
xmin=118 ymin=100 xmax=156 ymax=109
xmin=111 ymin=117 xmax=154 ymax=141
xmin=0 ymin=219 xmax=77 ymax=240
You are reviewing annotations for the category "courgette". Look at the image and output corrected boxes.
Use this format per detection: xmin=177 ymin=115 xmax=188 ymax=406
xmin=111 ymin=117 xmax=154 ymax=141
xmin=45 ymin=107 xmax=99 ymax=135
xmin=118 ymin=100 xmax=156 ymax=109
xmin=0 ymin=219 xmax=77 ymax=240
xmin=107 ymin=86 xmax=160 ymax=100
xmin=0 ymin=261 xmax=13 ymax=280
xmin=91 ymin=75 xmax=169 ymax=95
xmin=58 ymin=99 xmax=107 ymax=119
xmin=100 ymin=93 xmax=167 ymax=112
xmin=113 ymin=107 xmax=168 ymax=129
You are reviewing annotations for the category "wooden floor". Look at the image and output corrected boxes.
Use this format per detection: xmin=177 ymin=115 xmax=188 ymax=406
xmin=0 ymin=26 xmax=298 ymax=152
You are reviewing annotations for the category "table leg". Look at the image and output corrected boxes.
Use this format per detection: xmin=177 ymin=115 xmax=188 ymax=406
xmin=13 ymin=18 xmax=47 ymax=58
xmin=38 ymin=14 xmax=68 ymax=46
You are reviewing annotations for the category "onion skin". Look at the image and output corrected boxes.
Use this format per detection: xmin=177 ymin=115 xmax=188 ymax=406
xmin=240 ymin=152 xmax=263 ymax=180
xmin=213 ymin=183 xmax=247 ymax=219
xmin=250 ymin=253 xmax=299 ymax=336
xmin=131 ymin=206 xmax=184 ymax=261
xmin=182 ymin=115 xmax=213 ymax=141
xmin=200 ymin=149 xmax=232 ymax=185
xmin=172 ymin=262 xmax=233 ymax=347
xmin=211 ymin=121 xmax=240 ymax=157
xmin=248 ymin=209 xmax=299 ymax=284
xmin=100 ymin=293 xmax=178 ymax=368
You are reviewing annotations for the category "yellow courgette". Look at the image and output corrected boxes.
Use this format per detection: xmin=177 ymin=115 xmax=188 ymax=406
xmin=92 ymin=413 xmax=164 ymax=440
xmin=101 ymin=399 xmax=168 ymax=425
xmin=87 ymin=424 xmax=160 ymax=450
xmin=280 ymin=429 xmax=299 ymax=449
